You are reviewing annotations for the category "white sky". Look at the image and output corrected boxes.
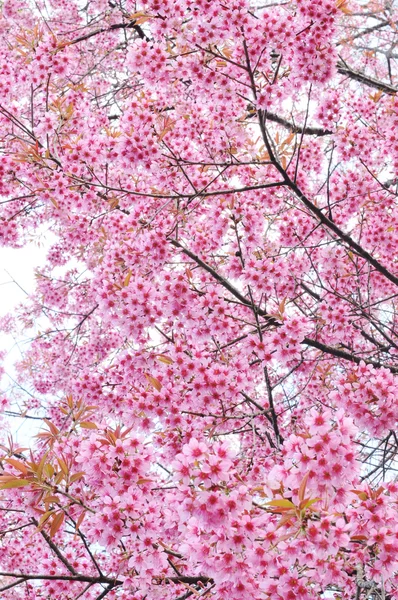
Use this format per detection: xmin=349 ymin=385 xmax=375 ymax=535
xmin=0 ymin=240 xmax=51 ymax=443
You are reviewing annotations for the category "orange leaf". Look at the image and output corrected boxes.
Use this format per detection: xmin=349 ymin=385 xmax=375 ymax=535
xmin=145 ymin=374 xmax=162 ymax=392
xmin=43 ymin=419 xmax=59 ymax=436
xmin=75 ymin=511 xmax=86 ymax=531
xmin=275 ymin=514 xmax=296 ymax=529
xmin=36 ymin=452 xmax=50 ymax=481
xmin=5 ymin=458 xmax=27 ymax=475
xmin=57 ymin=457 xmax=68 ymax=476
xmin=50 ymin=512 xmax=64 ymax=538
xmin=80 ymin=421 xmax=98 ymax=430
xmin=69 ymin=471 xmax=85 ymax=484
xmin=43 ymin=495 xmax=60 ymax=505
xmin=374 ymin=486 xmax=385 ymax=498
xmin=156 ymin=355 xmax=174 ymax=365
xmin=298 ymin=473 xmax=310 ymax=503
xmin=278 ymin=297 xmax=287 ymax=316
xmin=54 ymin=472 xmax=65 ymax=485
xmin=38 ymin=510 xmax=54 ymax=527
xmin=299 ymin=497 xmax=320 ymax=510
xmin=351 ymin=490 xmax=368 ymax=501
xmin=123 ymin=270 xmax=132 ymax=287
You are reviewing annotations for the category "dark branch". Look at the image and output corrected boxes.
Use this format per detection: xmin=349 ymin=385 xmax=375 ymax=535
xmin=337 ymin=60 xmax=397 ymax=94
xmin=32 ymin=518 xmax=78 ymax=576
xmin=247 ymin=109 xmax=333 ymax=136
xmin=66 ymin=20 xmax=149 ymax=45
xmin=0 ymin=571 xmax=212 ymax=587
xmin=303 ymin=338 xmax=398 ymax=373
xmin=284 ymin=177 xmax=398 ymax=289
xmin=169 ymin=239 xmax=280 ymax=326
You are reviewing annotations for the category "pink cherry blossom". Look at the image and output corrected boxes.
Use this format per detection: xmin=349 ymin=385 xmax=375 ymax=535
xmin=0 ymin=0 xmax=396 ymax=598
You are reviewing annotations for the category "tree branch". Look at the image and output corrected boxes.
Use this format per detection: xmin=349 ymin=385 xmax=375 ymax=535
xmin=337 ymin=59 xmax=397 ymax=94
xmin=31 ymin=518 xmax=78 ymax=576
xmin=0 ymin=571 xmax=212 ymax=587
xmin=284 ymin=177 xmax=398 ymax=288
xmin=171 ymin=240 xmax=398 ymax=373
xmin=0 ymin=572 xmax=121 ymax=584
xmin=302 ymin=337 xmax=398 ymax=373
xmin=247 ymin=109 xmax=333 ymax=136
xmin=169 ymin=239 xmax=280 ymax=326
xmin=0 ymin=578 xmax=28 ymax=593
xmin=66 ymin=20 xmax=149 ymax=46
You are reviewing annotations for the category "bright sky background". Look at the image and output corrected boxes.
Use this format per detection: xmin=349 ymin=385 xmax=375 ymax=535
xmin=0 ymin=240 xmax=51 ymax=443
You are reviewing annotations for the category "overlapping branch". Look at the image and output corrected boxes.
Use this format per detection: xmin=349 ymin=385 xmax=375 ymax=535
xmin=337 ymin=59 xmax=397 ymax=94
xmin=0 ymin=571 xmax=213 ymax=595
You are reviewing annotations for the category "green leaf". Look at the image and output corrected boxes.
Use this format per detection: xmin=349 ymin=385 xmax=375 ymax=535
xmin=267 ymin=499 xmax=296 ymax=509
xmin=44 ymin=463 xmax=55 ymax=478
xmin=80 ymin=421 xmax=98 ymax=429
xmin=38 ymin=510 xmax=54 ymax=527
xmin=351 ymin=489 xmax=368 ymax=501
xmin=0 ymin=478 xmax=31 ymax=489
xmin=301 ymin=497 xmax=320 ymax=510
